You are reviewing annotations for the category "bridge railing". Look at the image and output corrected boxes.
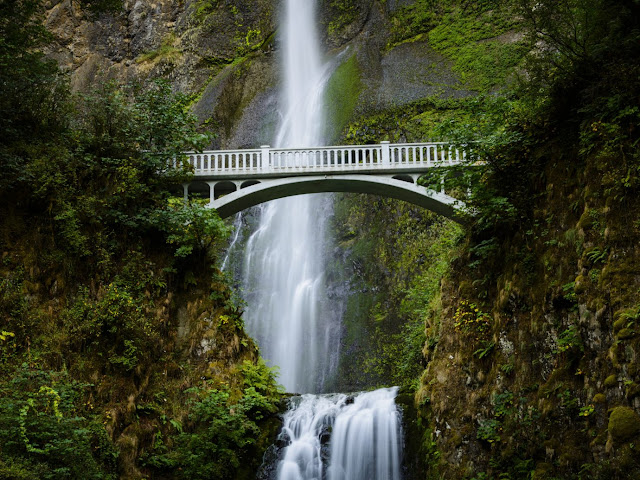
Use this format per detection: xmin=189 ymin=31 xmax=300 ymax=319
xmin=181 ymin=141 xmax=467 ymax=177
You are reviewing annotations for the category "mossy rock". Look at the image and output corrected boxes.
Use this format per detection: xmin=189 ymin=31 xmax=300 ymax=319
xmin=617 ymin=328 xmax=637 ymax=340
xmin=593 ymin=393 xmax=606 ymax=404
xmin=617 ymin=443 xmax=640 ymax=469
xmin=626 ymin=382 xmax=640 ymax=400
xmin=577 ymin=210 xmax=594 ymax=229
xmin=613 ymin=318 xmax=626 ymax=332
xmin=532 ymin=462 xmax=554 ymax=479
xmin=324 ymin=53 xmax=363 ymax=141
xmin=608 ymin=406 xmax=640 ymax=442
xmin=590 ymin=429 xmax=608 ymax=447
xmin=604 ymin=375 xmax=618 ymax=388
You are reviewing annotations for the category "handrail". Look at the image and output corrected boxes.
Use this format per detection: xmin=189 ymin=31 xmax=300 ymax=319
xmin=180 ymin=141 xmax=469 ymax=177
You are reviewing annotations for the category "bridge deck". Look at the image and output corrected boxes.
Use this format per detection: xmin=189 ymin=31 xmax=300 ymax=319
xmin=183 ymin=141 xmax=466 ymax=180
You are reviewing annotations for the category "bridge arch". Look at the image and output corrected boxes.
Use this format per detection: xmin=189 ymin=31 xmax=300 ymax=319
xmin=208 ymin=174 xmax=467 ymax=224
xmin=392 ymin=174 xmax=416 ymax=184
xmin=240 ymin=180 xmax=261 ymax=189
xmin=214 ymin=181 xmax=237 ymax=199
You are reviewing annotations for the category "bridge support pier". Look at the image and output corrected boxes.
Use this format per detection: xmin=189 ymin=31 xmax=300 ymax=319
xmin=182 ymin=183 xmax=189 ymax=205
xmin=206 ymin=181 xmax=216 ymax=205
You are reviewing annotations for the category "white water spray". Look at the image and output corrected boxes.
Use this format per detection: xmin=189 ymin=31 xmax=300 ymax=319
xmin=276 ymin=388 xmax=403 ymax=480
xmin=240 ymin=0 xmax=338 ymax=393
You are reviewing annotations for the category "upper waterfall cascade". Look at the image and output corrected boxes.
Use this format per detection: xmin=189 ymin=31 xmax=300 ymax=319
xmin=236 ymin=0 xmax=337 ymax=395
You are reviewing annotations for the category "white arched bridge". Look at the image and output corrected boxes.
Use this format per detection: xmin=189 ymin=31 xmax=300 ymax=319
xmin=180 ymin=141 xmax=470 ymax=224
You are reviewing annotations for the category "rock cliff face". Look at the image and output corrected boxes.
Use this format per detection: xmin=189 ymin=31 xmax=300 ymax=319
xmin=44 ymin=0 xmax=465 ymax=148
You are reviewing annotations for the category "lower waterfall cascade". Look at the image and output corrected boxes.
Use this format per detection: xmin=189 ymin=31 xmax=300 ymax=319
xmin=275 ymin=388 xmax=403 ymax=480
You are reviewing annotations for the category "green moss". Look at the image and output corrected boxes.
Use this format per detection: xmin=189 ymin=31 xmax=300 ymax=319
xmin=605 ymin=375 xmax=618 ymax=388
xmin=608 ymin=406 xmax=640 ymax=442
xmin=613 ymin=317 xmax=627 ymax=332
xmin=193 ymin=0 xmax=220 ymax=22
xmin=324 ymin=54 xmax=363 ymax=141
xmin=574 ymin=275 xmax=587 ymax=294
xmin=626 ymin=382 xmax=640 ymax=399
xmin=617 ymin=328 xmax=637 ymax=340
xmin=389 ymin=2 xmax=526 ymax=91
xmin=577 ymin=209 xmax=594 ymax=229
xmin=593 ymin=393 xmax=606 ymax=404
xmin=533 ymin=462 xmax=554 ymax=479
xmin=136 ymin=34 xmax=182 ymax=65
xmin=327 ymin=0 xmax=358 ymax=38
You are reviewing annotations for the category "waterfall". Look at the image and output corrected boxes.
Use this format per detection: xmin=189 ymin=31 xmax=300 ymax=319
xmin=229 ymin=0 xmax=404 ymax=478
xmin=239 ymin=0 xmax=338 ymax=394
xmin=276 ymin=388 xmax=403 ymax=480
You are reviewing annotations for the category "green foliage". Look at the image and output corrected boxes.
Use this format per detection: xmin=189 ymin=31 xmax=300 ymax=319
xmin=0 ymin=0 xmax=65 ymax=189
xmin=578 ymin=404 xmax=594 ymax=418
xmin=14 ymin=77 xmax=213 ymax=266
xmin=473 ymin=340 xmax=495 ymax=359
xmin=477 ymin=418 xmax=501 ymax=444
xmin=584 ymin=246 xmax=609 ymax=265
xmin=500 ymin=361 xmax=515 ymax=375
xmin=155 ymin=200 xmax=230 ymax=259
xmin=616 ymin=306 xmax=640 ymax=327
xmin=177 ymin=388 xmax=257 ymax=479
xmin=555 ymin=325 xmax=583 ymax=355
xmin=561 ymin=282 xmax=577 ymax=304
xmin=144 ymin=359 xmax=282 ymax=479
xmin=493 ymin=391 xmax=514 ymax=418
xmin=0 ymin=366 xmax=118 ymax=479
xmin=453 ymin=300 xmax=491 ymax=341
xmin=63 ymin=282 xmax=159 ymax=372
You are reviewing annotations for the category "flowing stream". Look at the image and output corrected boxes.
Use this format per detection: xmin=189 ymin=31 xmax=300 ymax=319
xmin=230 ymin=0 xmax=404 ymax=478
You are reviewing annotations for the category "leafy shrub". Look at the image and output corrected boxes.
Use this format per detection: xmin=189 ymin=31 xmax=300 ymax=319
xmin=453 ymin=300 xmax=491 ymax=341
xmin=555 ymin=325 xmax=583 ymax=355
xmin=0 ymin=367 xmax=118 ymax=479
xmin=63 ymin=283 xmax=159 ymax=372
xmin=477 ymin=418 xmax=501 ymax=444
xmin=154 ymin=200 xmax=230 ymax=259
xmin=144 ymin=359 xmax=282 ymax=479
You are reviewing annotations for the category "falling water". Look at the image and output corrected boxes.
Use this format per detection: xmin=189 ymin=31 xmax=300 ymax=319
xmin=276 ymin=388 xmax=403 ymax=480
xmin=240 ymin=0 xmax=338 ymax=393
xmin=232 ymin=0 xmax=404 ymax=477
